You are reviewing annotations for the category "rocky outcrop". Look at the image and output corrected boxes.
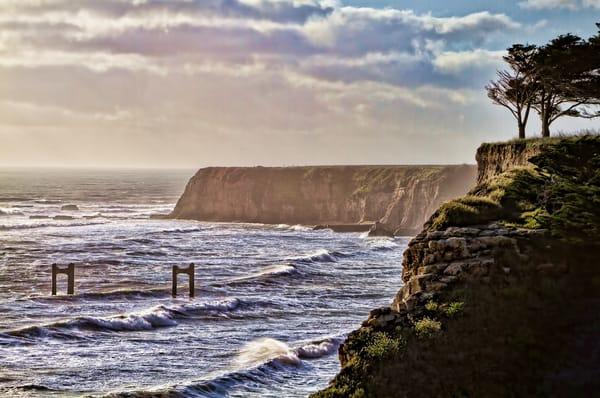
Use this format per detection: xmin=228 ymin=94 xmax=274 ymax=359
xmin=390 ymin=223 xmax=550 ymax=313
xmin=475 ymin=141 xmax=542 ymax=184
xmin=313 ymin=135 xmax=600 ymax=398
xmin=170 ymin=165 xmax=476 ymax=235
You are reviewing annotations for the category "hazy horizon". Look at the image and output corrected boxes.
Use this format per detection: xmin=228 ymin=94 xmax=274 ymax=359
xmin=1 ymin=0 xmax=599 ymax=168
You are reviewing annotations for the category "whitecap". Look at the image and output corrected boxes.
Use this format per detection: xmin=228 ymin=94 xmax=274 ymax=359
xmin=235 ymin=338 xmax=300 ymax=368
xmin=296 ymin=338 xmax=340 ymax=359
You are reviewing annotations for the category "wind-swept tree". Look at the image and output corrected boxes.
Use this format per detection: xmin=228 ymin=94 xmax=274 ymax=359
xmin=533 ymin=32 xmax=600 ymax=137
xmin=488 ymin=23 xmax=600 ymax=137
xmin=486 ymin=44 xmax=538 ymax=139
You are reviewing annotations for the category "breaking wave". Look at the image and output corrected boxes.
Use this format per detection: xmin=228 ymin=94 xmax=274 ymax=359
xmin=103 ymin=337 xmax=341 ymax=398
xmin=3 ymin=298 xmax=242 ymax=341
xmin=0 ymin=207 xmax=23 ymax=216
xmin=291 ymin=249 xmax=348 ymax=263
xmin=227 ymin=264 xmax=296 ymax=284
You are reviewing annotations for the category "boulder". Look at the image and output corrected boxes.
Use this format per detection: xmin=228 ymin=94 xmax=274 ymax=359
xmin=61 ymin=204 xmax=79 ymax=211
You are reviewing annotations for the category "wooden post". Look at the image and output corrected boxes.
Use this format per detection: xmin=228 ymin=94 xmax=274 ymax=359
xmin=51 ymin=263 xmax=75 ymax=295
xmin=172 ymin=263 xmax=195 ymax=298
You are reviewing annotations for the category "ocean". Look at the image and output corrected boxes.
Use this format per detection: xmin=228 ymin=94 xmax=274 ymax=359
xmin=0 ymin=168 xmax=406 ymax=397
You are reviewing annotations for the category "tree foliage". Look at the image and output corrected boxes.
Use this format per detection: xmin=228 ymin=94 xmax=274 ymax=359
xmin=487 ymin=23 xmax=600 ymax=137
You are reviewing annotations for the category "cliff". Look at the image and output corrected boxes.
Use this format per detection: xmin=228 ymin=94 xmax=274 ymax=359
xmin=169 ymin=165 xmax=476 ymax=235
xmin=313 ymin=135 xmax=600 ymax=398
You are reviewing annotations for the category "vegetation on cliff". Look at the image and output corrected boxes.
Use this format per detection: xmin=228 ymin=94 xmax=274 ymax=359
xmin=428 ymin=134 xmax=600 ymax=246
xmin=312 ymin=135 xmax=600 ymax=398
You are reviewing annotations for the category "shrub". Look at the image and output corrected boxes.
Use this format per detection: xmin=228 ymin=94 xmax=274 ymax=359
xmin=414 ymin=317 xmax=442 ymax=339
xmin=445 ymin=301 xmax=465 ymax=317
xmin=364 ymin=332 xmax=403 ymax=359
xmin=425 ymin=300 xmax=439 ymax=312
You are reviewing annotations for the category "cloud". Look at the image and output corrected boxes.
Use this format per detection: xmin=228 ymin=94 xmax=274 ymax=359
xmin=582 ymin=0 xmax=600 ymax=8
xmin=433 ymin=49 xmax=505 ymax=74
xmin=519 ymin=0 xmax=600 ymax=9
xmin=0 ymin=0 xmax=551 ymax=167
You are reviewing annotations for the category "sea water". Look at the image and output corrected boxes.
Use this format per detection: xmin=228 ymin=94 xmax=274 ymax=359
xmin=0 ymin=168 xmax=406 ymax=397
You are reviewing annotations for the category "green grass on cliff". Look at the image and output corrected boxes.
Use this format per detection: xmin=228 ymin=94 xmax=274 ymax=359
xmin=428 ymin=134 xmax=600 ymax=246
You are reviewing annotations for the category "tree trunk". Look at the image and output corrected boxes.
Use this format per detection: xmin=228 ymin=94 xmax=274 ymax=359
xmin=518 ymin=122 xmax=526 ymax=139
xmin=541 ymin=114 xmax=551 ymax=137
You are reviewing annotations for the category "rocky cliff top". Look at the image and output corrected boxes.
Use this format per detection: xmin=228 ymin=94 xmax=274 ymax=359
xmin=313 ymin=134 xmax=600 ymax=398
xmin=170 ymin=164 xmax=476 ymax=235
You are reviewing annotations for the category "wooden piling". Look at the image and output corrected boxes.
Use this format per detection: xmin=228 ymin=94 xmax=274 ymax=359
xmin=172 ymin=263 xmax=195 ymax=298
xmin=51 ymin=263 xmax=75 ymax=295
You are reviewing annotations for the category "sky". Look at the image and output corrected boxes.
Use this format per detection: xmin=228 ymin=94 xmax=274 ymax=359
xmin=0 ymin=0 xmax=598 ymax=168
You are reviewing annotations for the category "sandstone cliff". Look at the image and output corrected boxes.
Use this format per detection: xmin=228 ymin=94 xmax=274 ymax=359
xmin=313 ymin=135 xmax=600 ymax=398
xmin=170 ymin=165 xmax=476 ymax=235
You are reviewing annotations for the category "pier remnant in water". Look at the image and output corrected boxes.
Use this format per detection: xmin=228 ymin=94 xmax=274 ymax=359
xmin=51 ymin=263 xmax=75 ymax=295
xmin=172 ymin=263 xmax=195 ymax=297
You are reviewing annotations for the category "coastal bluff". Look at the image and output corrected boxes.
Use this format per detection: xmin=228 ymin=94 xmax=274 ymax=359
xmin=169 ymin=165 xmax=476 ymax=235
xmin=313 ymin=135 xmax=600 ymax=398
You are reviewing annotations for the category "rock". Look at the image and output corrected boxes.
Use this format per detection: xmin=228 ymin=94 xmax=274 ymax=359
xmin=426 ymin=231 xmax=445 ymax=240
xmin=417 ymin=264 xmax=447 ymax=275
xmin=426 ymin=281 xmax=447 ymax=292
xmin=61 ymin=204 xmax=79 ymax=211
xmin=150 ymin=213 xmax=169 ymax=220
xmin=444 ymin=263 xmax=463 ymax=276
xmin=29 ymin=215 xmax=50 ymax=219
xmin=53 ymin=215 xmax=74 ymax=220
xmin=368 ymin=221 xmax=395 ymax=237
xmin=439 ymin=275 xmax=458 ymax=284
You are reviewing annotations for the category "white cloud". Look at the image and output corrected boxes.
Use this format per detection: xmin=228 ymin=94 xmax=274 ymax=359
xmin=433 ymin=49 xmax=505 ymax=74
xmin=582 ymin=0 xmax=600 ymax=8
xmin=0 ymin=0 xmax=551 ymax=167
xmin=519 ymin=0 xmax=600 ymax=9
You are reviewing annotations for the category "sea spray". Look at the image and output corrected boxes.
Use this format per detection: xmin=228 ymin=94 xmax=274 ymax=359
xmin=235 ymin=338 xmax=301 ymax=368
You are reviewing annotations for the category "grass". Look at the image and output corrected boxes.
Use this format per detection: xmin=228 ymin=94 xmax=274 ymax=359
xmin=428 ymin=134 xmax=600 ymax=247
xmin=414 ymin=317 xmax=442 ymax=339
xmin=445 ymin=301 xmax=465 ymax=317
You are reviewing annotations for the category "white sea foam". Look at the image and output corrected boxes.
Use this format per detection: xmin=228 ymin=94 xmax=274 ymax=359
xmin=296 ymin=338 xmax=339 ymax=359
xmin=7 ymin=298 xmax=242 ymax=338
xmin=234 ymin=336 xmax=340 ymax=370
xmin=367 ymin=238 xmax=399 ymax=250
xmin=229 ymin=264 xmax=295 ymax=283
xmin=0 ymin=207 xmax=23 ymax=216
xmin=235 ymin=338 xmax=301 ymax=368
xmin=293 ymin=249 xmax=338 ymax=263
xmin=76 ymin=306 xmax=177 ymax=331
xmin=291 ymin=224 xmax=311 ymax=231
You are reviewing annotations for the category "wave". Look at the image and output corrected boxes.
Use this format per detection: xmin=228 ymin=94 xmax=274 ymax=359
xmin=103 ymin=336 xmax=341 ymax=398
xmin=2 ymin=298 xmax=242 ymax=342
xmin=34 ymin=199 xmax=62 ymax=204
xmin=0 ymin=207 xmax=23 ymax=216
xmin=0 ymin=197 xmax=32 ymax=202
xmin=234 ymin=336 xmax=341 ymax=370
xmin=366 ymin=238 xmax=399 ymax=251
xmin=0 ymin=221 xmax=105 ymax=231
xmin=227 ymin=264 xmax=296 ymax=284
xmin=148 ymin=227 xmax=203 ymax=235
xmin=28 ymin=287 xmax=170 ymax=302
xmin=291 ymin=249 xmax=347 ymax=263
xmin=274 ymin=224 xmax=312 ymax=232
xmin=235 ymin=338 xmax=301 ymax=367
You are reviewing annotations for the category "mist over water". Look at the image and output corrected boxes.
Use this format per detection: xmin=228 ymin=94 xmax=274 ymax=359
xmin=0 ymin=169 xmax=406 ymax=397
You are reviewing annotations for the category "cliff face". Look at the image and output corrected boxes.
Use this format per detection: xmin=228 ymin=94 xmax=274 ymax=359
xmin=313 ymin=136 xmax=600 ymax=398
xmin=475 ymin=140 xmax=542 ymax=184
xmin=170 ymin=165 xmax=476 ymax=234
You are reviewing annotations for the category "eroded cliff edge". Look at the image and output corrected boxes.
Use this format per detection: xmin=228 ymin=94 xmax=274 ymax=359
xmin=313 ymin=135 xmax=600 ymax=398
xmin=169 ymin=165 xmax=476 ymax=235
